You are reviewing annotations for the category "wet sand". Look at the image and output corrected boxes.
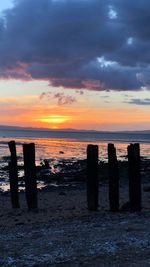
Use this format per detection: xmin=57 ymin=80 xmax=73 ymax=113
xmin=0 ymin=159 xmax=150 ymax=266
xmin=0 ymin=186 xmax=150 ymax=266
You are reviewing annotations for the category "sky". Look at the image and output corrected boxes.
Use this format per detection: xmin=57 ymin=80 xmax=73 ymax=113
xmin=0 ymin=0 xmax=149 ymax=131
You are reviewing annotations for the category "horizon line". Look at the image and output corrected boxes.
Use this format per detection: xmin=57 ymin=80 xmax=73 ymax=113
xmin=0 ymin=124 xmax=149 ymax=134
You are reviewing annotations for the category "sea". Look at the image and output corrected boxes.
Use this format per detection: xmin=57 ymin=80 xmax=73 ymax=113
xmin=0 ymin=129 xmax=149 ymax=191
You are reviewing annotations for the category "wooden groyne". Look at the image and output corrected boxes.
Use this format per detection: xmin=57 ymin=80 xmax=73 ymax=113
xmin=6 ymin=140 xmax=142 ymax=212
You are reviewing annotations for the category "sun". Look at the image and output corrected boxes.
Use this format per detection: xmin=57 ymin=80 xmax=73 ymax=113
xmin=37 ymin=115 xmax=71 ymax=124
xmin=51 ymin=126 xmax=59 ymax=129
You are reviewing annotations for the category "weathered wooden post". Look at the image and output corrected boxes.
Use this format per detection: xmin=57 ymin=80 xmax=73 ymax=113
xmin=8 ymin=141 xmax=20 ymax=208
xmin=108 ymin=143 xmax=119 ymax=211
xmin=128 ymin=143 xmax=141 ymax=212
xmin=23 ymin=143 xmax=38 ymax=210
xmin=87 ymin=144 xmax=99 ymax=211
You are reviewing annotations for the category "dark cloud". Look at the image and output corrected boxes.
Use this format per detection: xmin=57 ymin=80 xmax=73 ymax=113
xmin=107 ymin=0 xmax=150 ymax=66
xmin=39 ymin=92 xmax=51 ymax=100
xmin=0 ymin=0 xmax=150 ymax=90
xmin=114 ymin=0 xmax=150 ymax=40
xmin=40 ymin=91 xmax=76 ymax=105
xmin=54 ymin=92 xmax=76 ymax=105
xmin=126 ymin=98 xmax=150 ymax=105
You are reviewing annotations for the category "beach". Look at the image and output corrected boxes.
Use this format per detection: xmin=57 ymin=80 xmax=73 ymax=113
xmin=0 ymin=130 xmax=149 ymax=266
xmin=1 ymin=183 xmax=150 ymax=266
xmin=0 ymin=157 xmax=150 ymax=266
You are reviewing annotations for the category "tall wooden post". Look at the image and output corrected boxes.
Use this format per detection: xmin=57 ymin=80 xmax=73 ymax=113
xmin=8 ymin=141 xmax=20 ymax=208
xmin=87 ymin=144 xmax=99 ymax=211
xmin=128 ymin=143 xmax=141 ymax=212
xmin=108 ymin=143 xmax=119 ymax=211
xmin=23 ymin=143 xmax=38 ymax=210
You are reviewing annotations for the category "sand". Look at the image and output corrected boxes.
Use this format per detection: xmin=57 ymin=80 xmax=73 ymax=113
xmin=0 ymin=176 xmax=150 ymax=267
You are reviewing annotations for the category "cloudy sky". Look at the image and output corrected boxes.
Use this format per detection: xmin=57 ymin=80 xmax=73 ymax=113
xmin=0 ymin=0 xmax=149 ymax=130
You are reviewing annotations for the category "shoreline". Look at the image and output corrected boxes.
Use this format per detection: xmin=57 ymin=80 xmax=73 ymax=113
xmin=0 ymin=157 xmax=149 ymax=265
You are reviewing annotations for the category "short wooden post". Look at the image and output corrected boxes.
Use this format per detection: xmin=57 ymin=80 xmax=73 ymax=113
xmin=128 ymin=143 xmax=141 ymax=212
xmin=108 ymin=143 xmax=119 ymax=211
xmin=8 ymin=141 xmax=20 ymax=208
xmin=23 ymin=143 xmax=38 ymax=210
xmin=87 ymin=144 xmax=99 ymax=211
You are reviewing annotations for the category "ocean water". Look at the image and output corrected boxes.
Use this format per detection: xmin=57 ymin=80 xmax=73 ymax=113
xmin=0 ymin=129 xmax=150 ymax=163
xmin=0 ymin=129 xmax=149 ymax=191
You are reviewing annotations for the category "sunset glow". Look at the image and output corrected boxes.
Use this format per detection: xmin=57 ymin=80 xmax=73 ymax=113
xmin=0 ymin=79 xmax=149 ymax=130
xmin=0 ymin=0 xmax=149 ymax=131
xmin=37 ymin=115 xmax=71 ymax=124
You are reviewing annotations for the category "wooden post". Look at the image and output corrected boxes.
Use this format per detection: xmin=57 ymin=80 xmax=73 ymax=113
xmin=23 ymin=143 xmax=38 ymax=210
xmin=128 ymin=143 xmax=141 ymax=212
xmin=87 ymin=144 xmax=99 ymax=211
xmin=108 ymin=143 xmax=119 ymax=211
xmin=8 ymin=141 xmax=20 ymax=208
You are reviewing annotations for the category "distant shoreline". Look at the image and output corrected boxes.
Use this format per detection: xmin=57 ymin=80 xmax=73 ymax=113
xmin=0 ymin=124 xmax=150 ymax=134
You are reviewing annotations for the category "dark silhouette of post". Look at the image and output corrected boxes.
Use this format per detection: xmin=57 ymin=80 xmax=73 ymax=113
xmin=87 ymin=144 xmax=99 ymax=211
xmin=23 ymin=143 xmax=38 ymax=210
xmin=108 ymin=143 xmax=119 ymax=211
xmin=8 ymin=141 xmax=20 ymax=208
xmin=128 ymin=143 xmax=141 ymax=212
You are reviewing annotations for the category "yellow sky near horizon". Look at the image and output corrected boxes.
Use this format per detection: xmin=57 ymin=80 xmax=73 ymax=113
xmin=0 ymin=79 xmax=149 ymax=131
